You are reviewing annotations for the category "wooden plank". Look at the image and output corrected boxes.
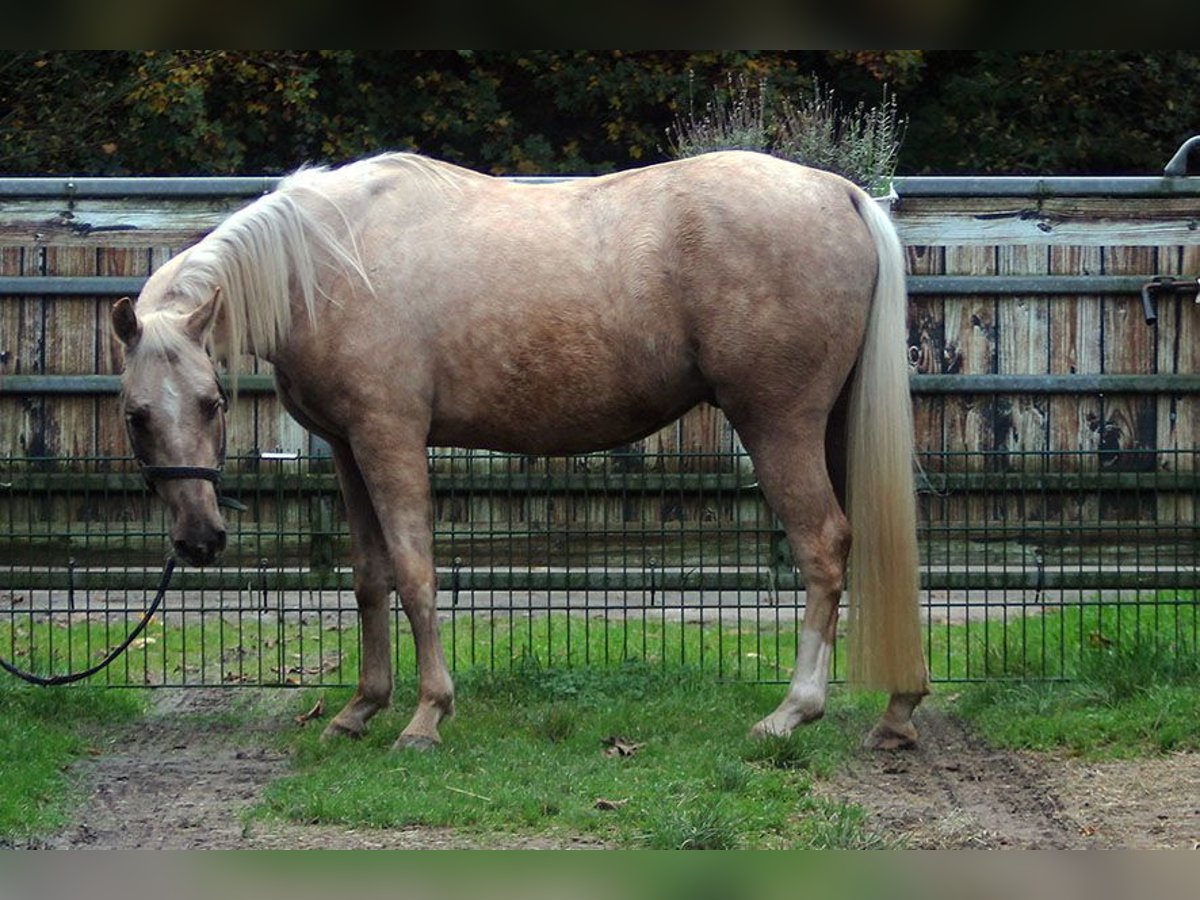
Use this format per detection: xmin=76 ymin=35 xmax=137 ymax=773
xmin=942 ymin=245 xmax=997 ymax=527
xmin=1047 ymin=245 xmax=1104 ymax=528
xmin=899 ymin=196 xmax=1200 ymax=218
xmin=907 ymin=244 xmax=945 ymax=473
xmin=906 ymin=243 xmax=949 ymax=538
xmin=1155 ymin=243 xmax=1198 ymax=527
xmin=97 ymin=247 xmax=149 ymax=465
xmin=4 ymin=193 xmax=1200 ymax=247
xmin=996 ymin=245 xmax=1049 ymax=531
xmin=996 ymin=244 xmax=1050 ymax=463
xmin=678 ymin=402 xmax=730 ymax=473
xmin=0 ymin=197 xmax=249 ymax=247
xmin=1100 ymin=246 xmax=1158 ymax=521
xmin=40 ymin=246 xmax=101 ymax=459
xmin=2 ymin=187 xmax=1195 ymax=568
xmin=0 ymin=247 xmax=27 ymax=458
xmin=894 ymin=195 xmax=1200 ymax=246
xmin=1047 ymin=244 xmax=1103 ymax=453
xmin=8 ymin=246 xmax=52 ymax=458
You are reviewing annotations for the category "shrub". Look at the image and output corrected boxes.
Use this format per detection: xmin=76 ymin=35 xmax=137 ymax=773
xmin=667 ymin=74 xmax=906 ymax=197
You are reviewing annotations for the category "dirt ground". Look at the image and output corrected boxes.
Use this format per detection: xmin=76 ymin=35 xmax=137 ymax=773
xmin=819 ymin=707 xmax=1200 ymax=849
xmin=10 ymin=689 xmax=1200 ymax=849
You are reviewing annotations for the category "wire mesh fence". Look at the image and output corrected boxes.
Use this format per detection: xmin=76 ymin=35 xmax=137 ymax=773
xmin=2 ymin=446 xmax=1197 ymax=688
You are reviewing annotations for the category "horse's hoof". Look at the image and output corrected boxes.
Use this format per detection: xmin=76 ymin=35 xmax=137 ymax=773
xmin=750 ymin=719 xmax=790 ymax=740
xmin=392 ymin=733 xmax=440 ymax=752
xmin=863 ymin=722 xmax=917 ymax=751
xmin=320 ymin=721 xmax=364 ymax=743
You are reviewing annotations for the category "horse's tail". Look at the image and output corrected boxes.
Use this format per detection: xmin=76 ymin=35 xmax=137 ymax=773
xmin=843 ymin=190 xmax=928 ymax=695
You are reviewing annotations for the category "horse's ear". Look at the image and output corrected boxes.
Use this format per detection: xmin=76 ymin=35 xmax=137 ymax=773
xmin=111 ymin=297 xmax=141 ymax=348
xmin=185 ymin=287 xmax=222 ymax=343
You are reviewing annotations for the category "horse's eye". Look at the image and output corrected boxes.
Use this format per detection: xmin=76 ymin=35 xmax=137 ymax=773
xmin=126 ymin=409 xmax=150 ymax=430
xmin=202 ymin=396 xmax=224 ymax=420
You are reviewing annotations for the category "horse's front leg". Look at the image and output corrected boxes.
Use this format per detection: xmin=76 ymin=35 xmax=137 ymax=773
xmin=322 ymin=440 xmax=396 ymax=740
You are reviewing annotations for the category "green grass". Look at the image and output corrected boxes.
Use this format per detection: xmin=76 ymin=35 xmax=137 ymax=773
xmin=2 ymin=608 xmax=806 ymax=689
xmin=0 ymin=681 xmax=144 ymax=840
xmin=947 ymin=597 xmax=1200 ymax=758
xmin=255 ymin=662 xmax=888 ymax=849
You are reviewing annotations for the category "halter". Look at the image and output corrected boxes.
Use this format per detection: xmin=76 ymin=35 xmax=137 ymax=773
xmin=129 ymin=383 xmax=248 ymax=512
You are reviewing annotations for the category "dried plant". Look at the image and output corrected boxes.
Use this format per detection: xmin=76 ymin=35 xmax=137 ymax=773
xmin=775 ymin=82 xmax=905 ymax=198
xmin=666 ymin=72 xmax=771 ymax=159
xmin=667 ymin=75 xmax=906 ymax=198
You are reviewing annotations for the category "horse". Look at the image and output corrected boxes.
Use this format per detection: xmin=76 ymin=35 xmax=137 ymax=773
xmin=111 ymin=150 xmax=929 ymax=751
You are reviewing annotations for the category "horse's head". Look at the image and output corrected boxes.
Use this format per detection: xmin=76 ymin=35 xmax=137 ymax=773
xmin=112 ymin=288 xmax=229 ymax=566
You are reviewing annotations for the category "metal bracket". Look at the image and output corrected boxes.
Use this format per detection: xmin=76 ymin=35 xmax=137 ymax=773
xmin=1140 ymin=275 xmax=1200 ymax=325
xmin=1164 ymin=135 xmax=1200 ymax=176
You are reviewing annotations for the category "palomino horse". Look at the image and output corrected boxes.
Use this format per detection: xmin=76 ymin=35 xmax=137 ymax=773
xmin=112 ymin=150 xmax=928 ymax=750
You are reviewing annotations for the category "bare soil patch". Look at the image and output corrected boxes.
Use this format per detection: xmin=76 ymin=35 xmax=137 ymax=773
xmin=12 ymin=690 xmax=1198 ymax=849
xmin=17 ymin=689 xmax=602 ymax=849
xmin=818 ymin=706 xmax=1200 ymax=849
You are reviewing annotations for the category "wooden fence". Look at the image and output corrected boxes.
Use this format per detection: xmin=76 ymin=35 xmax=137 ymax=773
xmin=1 ymin=171 xmax=1198 ymax=574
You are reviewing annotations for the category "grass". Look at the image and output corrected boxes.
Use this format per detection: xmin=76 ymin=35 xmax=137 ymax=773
xmin=946 ymin=596 xmax=1200 ymax=758
xmin=255 ymin=661 xmax=887 ymax=849
xmin=2 ymin=606 xmax=813 ymax=690
xmin=0 ymin=680 xmax=144 ymax=840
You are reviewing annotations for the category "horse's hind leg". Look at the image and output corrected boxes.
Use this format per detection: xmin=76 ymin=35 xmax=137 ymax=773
xmin=734 ymin=415 xmax=851 ymax=738
xmin=344 ymin=433 xmax=454 ymax=751
xmin=866 ymin=692 xmax=923 ymax=750
xmin=322 ymin=440 xmax=395 ymax=741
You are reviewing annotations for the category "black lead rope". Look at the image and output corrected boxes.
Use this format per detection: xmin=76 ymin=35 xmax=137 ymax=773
xmin=0 ymin=556 xmax=177 ymax=687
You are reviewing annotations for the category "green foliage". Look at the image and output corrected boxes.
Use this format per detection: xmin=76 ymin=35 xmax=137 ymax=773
xmin=900 ymin=51 xmax=1200 ymax=174
xmin=0 ymin=682 xmax=143 ymax=839
xmin=0 ymin=51 xmax=809 ymax=176
xmin=5 ymin=51 xmax=1192 ymax=177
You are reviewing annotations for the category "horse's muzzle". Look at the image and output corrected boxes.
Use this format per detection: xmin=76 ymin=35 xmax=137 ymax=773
xmin=173 ymin=527 xmax=227 ymax=566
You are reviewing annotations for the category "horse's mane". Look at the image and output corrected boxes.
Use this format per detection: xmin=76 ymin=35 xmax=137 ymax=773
xmin=170 ymin=154 xmax=467 ymax=374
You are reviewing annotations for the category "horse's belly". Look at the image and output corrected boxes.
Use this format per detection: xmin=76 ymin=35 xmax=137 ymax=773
xmin=425 ymin=302 xmax=710 ymax=454
xmin=428 ymin=368 xmax=709 ymax=455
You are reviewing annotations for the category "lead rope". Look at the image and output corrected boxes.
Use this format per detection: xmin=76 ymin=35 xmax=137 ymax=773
xmin=0 ymin=556 xmax=176 ymax=687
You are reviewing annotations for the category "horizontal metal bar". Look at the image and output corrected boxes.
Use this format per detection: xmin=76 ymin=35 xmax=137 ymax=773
xmin=0 ymin=277 xmax=147 ymax=295
xmin=2 ymin=275 xmax=1193 ymax=298
xmin=5 ymin=468 xmax=1199 ymax=496
xmin=0 ymin=375 xmax=121 ymax=394
xmin=2 ymin=470 xmax=761 ymax=495
xmin=0 ymin=177 xmax=279 ymax=198
xmin=910 ymin=374 xmax=1200 ymax=394
xmin=0 ymin=375 xmax=277 ymax=395
xmin=905 ymin=275 xmax=1196 ymax=295
xmin=7 ymin=373 xmax=1199 ymax=397
xmin=2 ymin=174 xmax=1199 ymax=199
xmin=892 ymin=175 xmax=1200 ymax=197
xmin=918 ymin=470 xmax=1200 ymax=493
xmin=3 ymin=567 xmax=1197 ymax=593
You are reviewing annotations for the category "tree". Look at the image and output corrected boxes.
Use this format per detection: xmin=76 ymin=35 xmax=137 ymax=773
xmin=1 ymin=51 xmax=1196 ymax=177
